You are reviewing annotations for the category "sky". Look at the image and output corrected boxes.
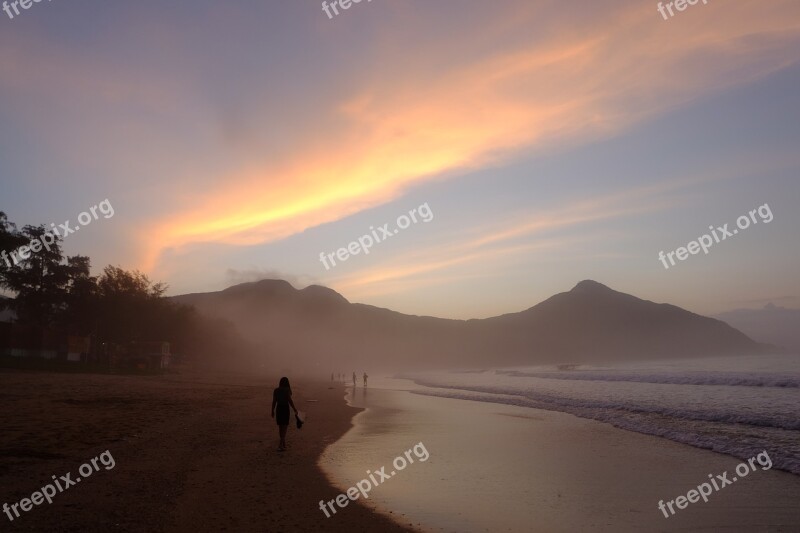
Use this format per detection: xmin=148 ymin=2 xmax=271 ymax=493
xmin=1 ymin=0 xmax=799 ymax=319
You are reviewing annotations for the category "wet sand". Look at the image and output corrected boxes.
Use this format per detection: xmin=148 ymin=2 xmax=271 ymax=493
xmin=0 ymin=370 xmax=413 ymax=532
xmin=322 ymin=384 xmax=800 ymax=532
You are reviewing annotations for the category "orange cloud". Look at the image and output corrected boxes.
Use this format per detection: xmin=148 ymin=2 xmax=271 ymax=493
xmin=142 ymin=0 xmax=800 ymax=270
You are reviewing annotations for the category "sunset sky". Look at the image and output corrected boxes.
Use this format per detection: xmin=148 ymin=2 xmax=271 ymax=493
xmin=1 ymin=0 xmax=799 ymax=319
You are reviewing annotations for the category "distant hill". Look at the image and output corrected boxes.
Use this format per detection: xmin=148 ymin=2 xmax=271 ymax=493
xmin=716 ymin=304 xmax=800 ymax=353
xmin=172 ymin=279 xmax=769 ymax=371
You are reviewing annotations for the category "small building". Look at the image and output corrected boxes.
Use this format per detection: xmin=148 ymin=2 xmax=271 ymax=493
xmin=67 ymin=335 xmax=91 ymax=362
xmin=0 ymin=323 xmax=61 ymax=359
xmin=128 ymin=341 xmax=171 ymax=370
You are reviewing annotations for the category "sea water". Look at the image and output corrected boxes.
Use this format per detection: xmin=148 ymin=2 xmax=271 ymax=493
xmin=404 ymin=354 xmax=800 ymax=475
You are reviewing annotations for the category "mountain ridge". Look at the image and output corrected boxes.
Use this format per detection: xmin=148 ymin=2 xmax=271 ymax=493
xmin=172 ymin=279 xmax=770 ymax=371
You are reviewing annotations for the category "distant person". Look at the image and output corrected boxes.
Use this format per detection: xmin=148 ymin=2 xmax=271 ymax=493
xmin=363 ymin=372 xmax=368 ymax=387
xmin=331 ymin=372 xmax=334 ymax=381
xmin=271 ymin=377 xmax=298 ymax=451
xmin=352 ymin=372 xmax=357 ymax=387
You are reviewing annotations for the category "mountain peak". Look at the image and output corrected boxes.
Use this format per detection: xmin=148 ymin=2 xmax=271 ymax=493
xmin=299 ymin=284 xmax=349 ymax=304
xmin=222 ymin=278 xmax=295 ymax=296
xmin=571 ymin=280 xmax=613 ymax=294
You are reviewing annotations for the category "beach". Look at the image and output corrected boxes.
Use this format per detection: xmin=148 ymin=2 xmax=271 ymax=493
xmin=4 ymin=369 xmax=800 ymax=532
xmin=0 ymin=370 xmax=411 ymax=532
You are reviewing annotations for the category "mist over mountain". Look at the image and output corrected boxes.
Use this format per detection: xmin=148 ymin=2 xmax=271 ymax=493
xmin=172 ymin=279 xmax=768 ymax=372
xmin=716 ymin=304 xmax=800 ymax=353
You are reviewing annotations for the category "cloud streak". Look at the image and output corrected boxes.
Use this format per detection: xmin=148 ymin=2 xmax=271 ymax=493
xmin=140 ymin=0 xmax=800 ymax=270
xmin=2 ymin=1 xmax=798 ymax=278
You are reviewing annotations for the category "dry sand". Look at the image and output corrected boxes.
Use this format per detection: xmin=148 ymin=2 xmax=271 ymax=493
xmin=0 ymin=370 xmax=413 ymax=532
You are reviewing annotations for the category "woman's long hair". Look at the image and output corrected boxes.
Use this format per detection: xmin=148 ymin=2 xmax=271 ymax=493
xmin=279 ymin=377 xmax=291 ymax=391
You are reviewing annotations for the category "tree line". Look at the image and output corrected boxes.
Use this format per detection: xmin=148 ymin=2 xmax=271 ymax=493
xmin=0 ymin=211 xmax=257 ymax=370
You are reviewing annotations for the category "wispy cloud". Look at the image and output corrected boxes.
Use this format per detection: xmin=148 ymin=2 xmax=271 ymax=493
xmin=329 ymin=178 xmax=688 ymax=295
xmin=140 ymin=0 xmax=800 ymax=269
xmin=2 ymin=1 xmax=798 ymax=278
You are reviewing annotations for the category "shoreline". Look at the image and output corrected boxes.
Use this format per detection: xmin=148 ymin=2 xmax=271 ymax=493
xmin=322 ymin=382 xmax=800 ymax=532
xmin=0 ymin=370 xmax=413 ymax=532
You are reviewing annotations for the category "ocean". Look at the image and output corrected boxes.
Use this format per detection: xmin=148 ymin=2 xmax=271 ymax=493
xmin=404 ymin=354 xmax=800 ymax=475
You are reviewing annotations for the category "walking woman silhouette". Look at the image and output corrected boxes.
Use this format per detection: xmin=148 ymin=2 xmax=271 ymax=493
xmin=271 ymin=377 xmax=298 ymax=451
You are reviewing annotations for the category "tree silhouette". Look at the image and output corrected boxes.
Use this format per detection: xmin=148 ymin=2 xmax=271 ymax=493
xmin=0 ymin=224 xmax=77 ymax=325
xmin=0 ymin=211 xmax=259 ymax=370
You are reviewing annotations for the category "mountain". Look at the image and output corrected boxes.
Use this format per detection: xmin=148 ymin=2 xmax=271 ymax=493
xmin=716 ymin=304 xmax=800 ymax=353
xmin=173 ymin=280 xmax=463 ymax=371
xmin=172 ymin=279 xmax=768 ymax=371
xmin=470 ymin=280 xmax=766 ymax=361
